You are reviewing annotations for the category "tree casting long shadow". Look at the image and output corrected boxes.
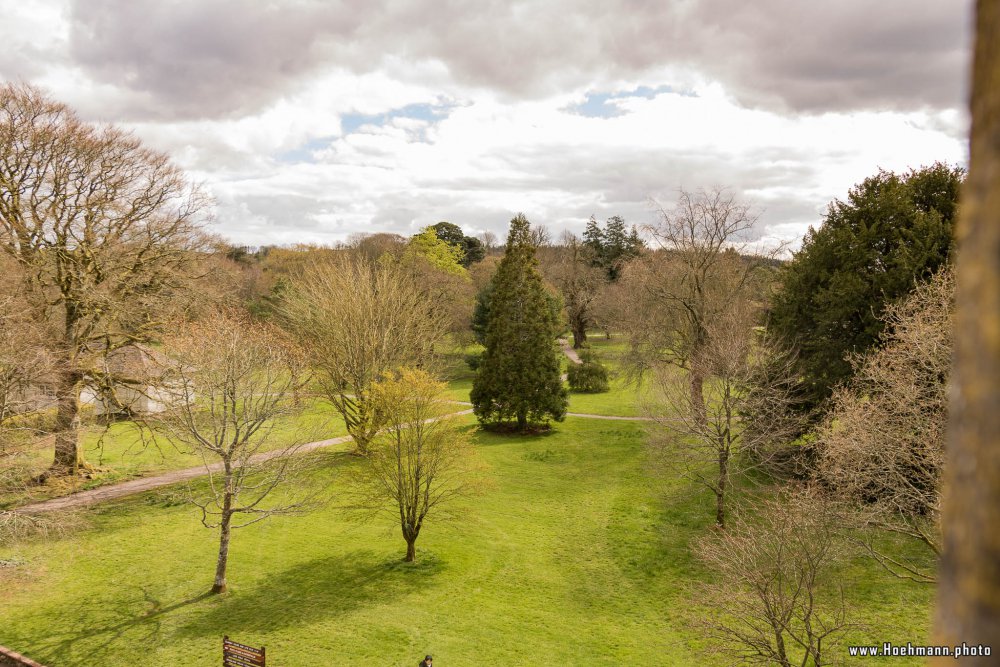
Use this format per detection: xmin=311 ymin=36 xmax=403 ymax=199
xmin=178 ymin=549 xmax=446 ymax=636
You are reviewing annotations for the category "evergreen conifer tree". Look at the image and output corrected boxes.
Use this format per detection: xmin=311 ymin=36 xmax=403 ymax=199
xmin=582 ymin=215 xmax=645 ymax=281
xmin=471 ymin=214 xmax=568 ymax=430
xmin=770 ymin=163 xmax=963 ymax=409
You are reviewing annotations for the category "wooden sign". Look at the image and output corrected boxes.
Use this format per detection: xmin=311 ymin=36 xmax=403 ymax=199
xmin=223 ymin=636 xmax=265 ymax=667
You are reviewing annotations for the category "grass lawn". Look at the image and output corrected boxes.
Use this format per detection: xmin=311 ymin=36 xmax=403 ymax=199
xmin=0 ymin=416 xmax=934 ymax=666
xmin=5 ymin=397 xmax=347 ymax=509
xmin=9 ymin=341 xmax=478 ymax=509
xmin=1 ymin=338 xmax=936 ymax=665
xmin=565 ymin=334 xmax=653 ymax=417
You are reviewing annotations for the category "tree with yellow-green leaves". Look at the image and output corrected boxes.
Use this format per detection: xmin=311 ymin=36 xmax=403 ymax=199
xmin=347 ymin=368 xmax=486 ymax=562
xmin=405 ymin=227 xmax=468 ymax=277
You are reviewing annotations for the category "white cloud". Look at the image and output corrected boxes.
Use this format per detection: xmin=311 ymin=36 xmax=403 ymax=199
xmin=0 ymin=0 xmax=972 ymax=248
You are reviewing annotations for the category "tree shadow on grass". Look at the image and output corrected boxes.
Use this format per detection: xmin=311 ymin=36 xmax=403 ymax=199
xmin=11 ymin=587 xmax=214 ymax=666
xmin=471 ymin=425 xmax=560 ymax=447
xmin=12 ymin=551 xmax=443 ymax=666
xmin=178 ymin=549 xmax=445 ymax=637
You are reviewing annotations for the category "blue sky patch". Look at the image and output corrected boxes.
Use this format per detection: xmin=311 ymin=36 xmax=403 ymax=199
xmin=275 ymin=102 xmax=456 ymax=163
xmin=567 ymin=84 xmax=694 ymax=118
xmin=341 ymin=102 xmax=455 ymax=136
xmin=275 ymin=136 xmax=337 ymax=164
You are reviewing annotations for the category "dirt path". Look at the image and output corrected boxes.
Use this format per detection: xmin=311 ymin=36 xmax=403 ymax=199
xmin=558 ymin=338 xmax=583 ymax=365
xmin=20 ymin=410 xmax=474 ymax=514
xmin=450 ymin=400 xmax=651 ymax=421
xmin=17 ymin=403 xmax=649 ymax=514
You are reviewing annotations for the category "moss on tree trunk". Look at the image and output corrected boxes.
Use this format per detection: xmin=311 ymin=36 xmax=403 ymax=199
xmin=933 ymin=0 xmax=1000 ymax=659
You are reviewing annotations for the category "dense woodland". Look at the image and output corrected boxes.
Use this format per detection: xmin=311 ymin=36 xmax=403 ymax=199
xmin=0 ymin=56 xmax=994 ymax=665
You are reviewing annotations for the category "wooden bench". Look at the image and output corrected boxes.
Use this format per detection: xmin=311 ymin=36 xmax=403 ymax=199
xmin=223 ymin=636 xmax=265 ymax=667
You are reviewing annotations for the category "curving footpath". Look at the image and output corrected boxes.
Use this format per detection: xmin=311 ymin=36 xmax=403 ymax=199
xmin=17 ymin=340 xmax=646 ymax=514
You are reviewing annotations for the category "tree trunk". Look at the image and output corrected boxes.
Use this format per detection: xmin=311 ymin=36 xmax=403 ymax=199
xmin=716 ymin=445 xmax=729 ymax=528
xmin=402 ymin=521 xmax=420 ymax=562
xmin=690 ymin=371 xmax=707 ymax=427
xmin=405 ymin=538 xmax=416 ymax=562
xmin=212 ymin=493 xmax=233 ymax=594
xmin=517 ymin=410 xmax=528 ymax=431
xmin=51 ymin=370 xmax=83 ymax=475
xmin=772 ymin=626 xmax=790 ymax=667
xmin=350 ymin=393 xmax=373 ymax=456
xmin=571 ymin=317 xmax=587 ymax=349
xmin=933 ymin=0 xmax=1000 ymax=658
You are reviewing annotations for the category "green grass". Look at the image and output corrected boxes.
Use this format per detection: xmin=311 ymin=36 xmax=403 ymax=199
xmin=564 ymin=334 xmax=653 ymax=417
xmin=6 ymin=398 xmax=348 ymax=508
xmin=1 ymin=340 xmax=936 ymax=664
xmin=0 ymin=416 xmax=934 ymax=666
xmin=10 ymin=343 xmax=475 ymax=508
xmin=566 ymin=373 xmax=648 ymax=417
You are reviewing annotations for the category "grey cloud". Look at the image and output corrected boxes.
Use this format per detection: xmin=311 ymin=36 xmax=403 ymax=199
xmin=211 ymin=192 xmax=337 ymax=243
xmin=67 ymin=0 xmax=971 ymax=121
xmin=69 ymin=0 xmax=365 ymax=120
xmin=0 ymin=44 xmax=52 ymax=82
xmin=678 ymin=0 xmax=971 ymax=113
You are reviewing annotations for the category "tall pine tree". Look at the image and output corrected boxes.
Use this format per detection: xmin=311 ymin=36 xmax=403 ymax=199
xmin=471 ymin=214 xmax=567 ymax=430
xmin=582 ymin=215 xmax=644 ymax=281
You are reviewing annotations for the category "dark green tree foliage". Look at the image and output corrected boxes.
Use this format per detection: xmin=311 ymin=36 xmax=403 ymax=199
xmin=582 ymin=215 xmax=645 ymax=281
xmin=770 ymin=163 xmax=963 ymax=408
xmin=432 ymin=221 xmax=486 ymax=267
xmin=471 ymin=214 xmax=568 ymax=430
xmin=470 ymin=280 xmax=495 ymax=346
xmin=471 ymin=275 xmax=563 ymax=346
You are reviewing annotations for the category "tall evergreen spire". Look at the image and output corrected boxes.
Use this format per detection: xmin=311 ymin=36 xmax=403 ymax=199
xmin=471 ymin=214 xmax=568 ymax=430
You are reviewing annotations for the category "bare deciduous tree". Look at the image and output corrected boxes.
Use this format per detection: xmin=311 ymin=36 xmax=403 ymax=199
xmin=542 ymin=231 xmax=605 ymax=349
xmin=280 ymin=255 xmax=449 ymax=455
xmin=479 ymin=230 xmax=499 ymax=255
xmin=647 ymin=298 xmax=804 ymax=527
xmin=819 ymin=267 xmax=953 ymax=584
xmin=0 ymin=261 xmax=67 ymax=546
xmin=529 ymin=223 xmax=552 ymax=249
xmin=0 ymin=262 xmax=53 ymax=450
xmin=619 ymin=189 xmax=768 ymax=420
xmin=0 ymin=83 xmax=208 ymax=476
xmin=346 ymin=368 xmax=485 ymax=562
xmin=694 ymin=488 xmax=855 ymax=667
xmin=151 ymin=313 xmax=316 ymax=594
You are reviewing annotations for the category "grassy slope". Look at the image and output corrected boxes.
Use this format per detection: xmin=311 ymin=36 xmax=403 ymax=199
xmin=0 ymin=341 xmax=936 ymax=665
xmin=1 ymin=416 xmax=933 ymax=666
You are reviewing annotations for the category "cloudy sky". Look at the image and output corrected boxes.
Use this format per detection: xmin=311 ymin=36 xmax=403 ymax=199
xmin=0 ymin=0 xmax=973 ymax=248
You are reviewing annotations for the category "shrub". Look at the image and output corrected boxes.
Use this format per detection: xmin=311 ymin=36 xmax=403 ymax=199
xmin=568 ymin=355 xmax=609 ymax=393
